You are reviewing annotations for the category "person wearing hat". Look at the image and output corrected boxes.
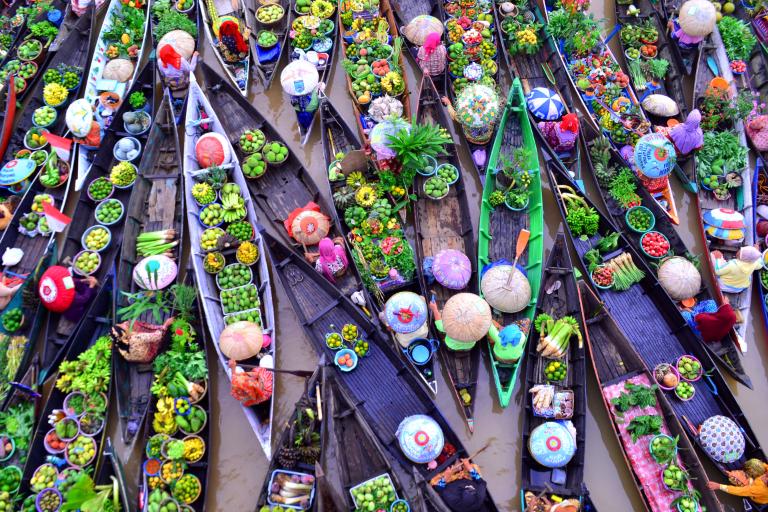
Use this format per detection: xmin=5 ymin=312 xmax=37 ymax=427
xmin=417 ymin=32 xmax=447 ymax=77
xmin=380 ymin=293 xmax=430 ymax=348
xmin=158 ymin=44 xmax=198 ymax=91
xmin=430 ymin=458 xmax=488 ymax=511
xmin=707 ymin=460 xmax=768 ymax=504
xmin=428 ymin=298 xmax=501 ymax=351
xmin=711 ymin=246 xmax=763 ymax=293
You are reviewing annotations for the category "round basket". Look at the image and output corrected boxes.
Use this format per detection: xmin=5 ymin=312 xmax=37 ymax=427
xmin=32 ymin=106 xmax=57 ymax=128
xmin=674 ymin=382 xmax=696 ymax=402
xmin=110 ymin=163 xmax=138 ymax=189
xmin=255 ymin=4 xmax=285 ymax=26
xmin=31 ymin=465 xmax=59 ymax=493
xmin=178 ymin=405 xmax=207 ymax=435
xmin=640 ymin=231 xmax=670 ymax=259
xmin=590 ymin=265 xmax=614 ymax=290
xmin=63 ymin=391 xmax=86 ymax=417
xmin=65 ymin=435 xmax=97 ymax=467
xmin=215 ymin=263 xmax=254 ymax=290
xmin=1 ymin=465 xmax=21 ymax=494
xmin=0 ymin=436 xmax=15 ymax=461
xmin=172 ymin=474 xmax=202 ymax=504
xmin=182 ymin=435 xmax=206 ymax=463
xmin=113 ymin=137 xmax=142 ymax=162
xmin=81 ymin=225 xmax=112 ymax=253
xmin=72 ymin=250 xmax=101 ymax=277
xmin=424 ymin=177 xmax=449 ymax=200
xmin=35 ymin=488 xmax=62 ymax=512
xmin=676 ymin=355 xmax=703 ymax=382
xmin=649 ymin=433 xmax=678 ymax=464
xmin=625 ymin=205 xmax=655 ymax=233
xmin=86 ymin=177 xmax=114 ymax=202
xmin=78 ymin=412 xmax=105 ymax=437
xmin=142 ymin=457 xmax=162 ymax=477
xmin=335 ymin=348 xmax=358 ymax=372
xmin=198 ymin=204 xmax=224 ymax=229
xmin=94 ymin=198 xmax=125 ymax=226
xmin=654 ymin=363 xmax=680 ymax=390
xmin=145 ymin=433 xmax=171 ymax=459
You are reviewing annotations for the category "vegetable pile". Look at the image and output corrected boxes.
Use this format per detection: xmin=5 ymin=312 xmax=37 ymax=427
xmin=640 ymin=231 xmax=669 ymax=258
xmin=533 ymin=314 xmax=583 ymax=358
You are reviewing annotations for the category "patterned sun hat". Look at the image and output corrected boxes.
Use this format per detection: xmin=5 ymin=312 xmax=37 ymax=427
xmin=699 ymin=415 xmax=745 ymax=464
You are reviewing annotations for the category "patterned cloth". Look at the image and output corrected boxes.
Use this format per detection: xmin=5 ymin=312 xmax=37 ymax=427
xmin=602 ymin=374 xmax=693 ymax=512
xmin=417 ymin=44 xmax=447 ymax=76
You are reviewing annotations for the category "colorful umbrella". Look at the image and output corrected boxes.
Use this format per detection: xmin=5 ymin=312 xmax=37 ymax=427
xmin=526 ymin=87 xmax=564 ymax=121
xmin=401 ymin=15 xmax=443 ymax=45
xmin=699 ymin=415 xmax=745 ymax=463
xmin=396 ymin=415 xmax=445 ymax=463
xmin=455 ymin=84 xmax=500 ymax=129
xmin=528 ymin=421 xmax=576 ymax=468
xmin=370 ymin=117 xmax=410 ymax=160
xmin=678 ymin=0 xmax=716 ymax=37
xmin=634 ymin=132 xmax=676 ymax=179
xmin=280 ymin=59 xmax=319 ymax=96
xmin=705 ymin=226 xmax=745 ymax=241
xmin=703 ymin=208 xmax=745 ymax=229
xmin=284 ymin=202 xmax=331 ymax=245
xmin=433 ymin=249 xmax=472 ymax=290
xmin=385 ymin=291 xmax=428 ymax=334
xmin=441 ymin=293 xmax=492 ymax=343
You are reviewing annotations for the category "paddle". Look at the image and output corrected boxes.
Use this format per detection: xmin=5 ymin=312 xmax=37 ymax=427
xmin=504 ymin=229 xmax=530 ymax=288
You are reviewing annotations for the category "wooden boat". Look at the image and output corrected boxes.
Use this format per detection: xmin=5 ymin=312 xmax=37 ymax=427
xmin=198 ymin=0 xmax=249 ymax=96
xmin=753 ymin=159 xmax=768 ymax=334
xmin=76 ymin=0 xmax=151 ymax=190
xmin=261 ymin=230 xmax=500 ymax=511
xmin=95 ymin=438 xmax=131 ymax=512
xmin=413 ymin=74 xmax=479 ymax=431
xmin=520 ymin=233 xmax=589 ymax=507
xmin=183 ymin=74 xmax=276 ymax=459
xmin=318 ymin=98 xmax=439 ymax=395
xmin=150 ymin=0 xmax=200 ymax=123
xmin=256 ymin=362 xmax=326 ymax=511
xmin=691 ymin=26 xmax=755 ymax=355
xmin=578 ymin=280 xmax=724 ymax=512
xmin=136 ymin=281 xmax=211 ymax=512
xmin=545 ymin=153 xmax=768 ymax=486
xmin=0 ymin=249 xmax=55 ymax=410
xmin=0 ymin=356 xmax=41 ymax=479
xmin=338 ymin=0 xmax=412 ymax=144
xmin=477 ymin=78 xmax=543 ymax=408
xmin=576 ymin=120 xmax=752 ymax=388
xmin=493 ymin=0 xmax=582 ymax=175
xmin=659 ymin=0 xmax=699 ymax=75
xmin=243 ymin=0 xmax=289 ymax=89
xmin=38 ymin=61 xmax=157 ymax=385
xmin=20 ymin=274 xmax=115 ymax=495
xmin=114 ymin=91 xmax=184 ymax=446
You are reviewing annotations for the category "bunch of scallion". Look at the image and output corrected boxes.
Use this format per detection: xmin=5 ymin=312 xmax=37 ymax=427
xmin=607 ymin=252 xmax=645 ymax=290
xmin=136 ymin=229 xmax=178 ymax=258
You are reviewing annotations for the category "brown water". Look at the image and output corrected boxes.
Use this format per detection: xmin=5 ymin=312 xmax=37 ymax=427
xmin=88 ymin=1 xmax=768 ymax=510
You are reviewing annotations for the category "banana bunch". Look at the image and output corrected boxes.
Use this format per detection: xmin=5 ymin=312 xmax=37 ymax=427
xmin=381 ymin=71 xmax=403 ymax=94
xmin=152 ymin=396 xmax=176 ymax=434
xmin=530 ymin=385 xmax=554 ymax=411
xmin=221 ymin=191 xmax=246 ymax=222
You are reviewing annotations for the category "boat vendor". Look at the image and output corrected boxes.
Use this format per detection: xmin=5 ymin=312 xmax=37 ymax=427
xmin=417 ymin=32 xmax=447 ymax=77
xmin=158 ymin=40 xmax=198 ymax=91
xmin=313 ymin=237 xmax=349 ymax=285
xmin=668 ymin=0 xmax=716 ymax=50
xmin=441 ymin=84 xmax=501 ymax=168
xmin=381 ymin=291 xmax=430 ymax=348
xmin=707 ymin=460 xmax=768 ymax=505
xmin=37 ymin=265 xmax=99 ymax=322
xmin=429 ymin=457 xmax=489 ymax=511
xmin=711 ymin=246 xmax=763 ymax=293
xmin=428 ymin=293 xmax=501 ymax=352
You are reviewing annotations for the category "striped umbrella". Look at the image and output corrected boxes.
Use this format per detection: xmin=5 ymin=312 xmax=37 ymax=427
xmin=526 ymin=87 xmax=564 ymax=121
xmin=703 ymin=208 xmax=745 ymax=230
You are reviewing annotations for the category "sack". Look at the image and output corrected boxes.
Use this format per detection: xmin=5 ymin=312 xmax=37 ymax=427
xmin=113 ymin=319 xmax=173 ymax=363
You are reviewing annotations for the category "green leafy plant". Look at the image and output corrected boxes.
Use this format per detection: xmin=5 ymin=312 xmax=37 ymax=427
xmin=611 ymin=381 xmax=658 ymax=412
xmin=644 ymin=58 xmax=669 ymax=80
xmin=153 ymin=6 xmax=198 ymax=40
xmin=128 ymin=91 xmax=146 ymax=109
xmin=27 ymin=21 xmax=57 ymax=42
xmin=386 ymin=118 xmax=452 ymax=173
xmin=717 ymin=16 xmax=756 ymax=61
xmin=117 ymin=290 xmax=172 ymax=326
xmin=170 ymin=284 xmax=197 ymax=320
xmin=61 ymin=472 xmax=120 ymax=511
xmin=608 ymin=167 xmax=641 ymax=208
xmin=626 ymin=414 xmax=663 ymax=442
xmin=55 ymin=335 xmax=112 ymax=395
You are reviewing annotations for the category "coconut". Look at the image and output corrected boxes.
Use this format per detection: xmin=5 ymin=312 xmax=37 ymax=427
xmin=657 ymin=256 xmax=701 ymax=301
xmin=102 ymin=58 xmax=135 ymax=82
xmin=480 ymin=264 xmax=531 ymax=313
xmin=641 ymin=94 xmax=679 ymax=117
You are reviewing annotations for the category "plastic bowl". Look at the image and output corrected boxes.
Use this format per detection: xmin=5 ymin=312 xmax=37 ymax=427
xmin=0 ymin=436 xmax=15 ymax=460
xmin=436 ymin=163 xmax=460 ymax=184
xmin=674 ymin=382 xmax=696 ymax=402
xmin=81 ymin=225 xmax=112 ymax=253
xmin=640 ymin=231 xmax=670 ymax=259
xmin=676 ymin=354 xmax=703 ymax=382
xmin=590 ymin=265 xmax=614 ymax=290
xmin=112 ymin=137 xmax=142 ymax=162
xmin=334 ymin=348 xmax=358 ymax=372
xmin=649 ymin=433 xmax=678 ymax=464
xmin=86 ymin=177 xmax=114 ymax=202
xmin=625 ymin=205 xmax=655 ymax=233
xmin=94 ymin=198 xmax=125 ymax=226
xmin=72 ymin=250 xmax=101 ymax=277
xmin=654 ymin=363 xmax=680 ymax=390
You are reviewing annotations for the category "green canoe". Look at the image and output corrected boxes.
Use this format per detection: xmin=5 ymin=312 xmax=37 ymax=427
xmin=477 ymin=78 xmax=544 ymax=408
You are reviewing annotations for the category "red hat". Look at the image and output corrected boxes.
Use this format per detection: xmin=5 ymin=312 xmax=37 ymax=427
xmin=38 ymin=265 xmax=76 ymax=313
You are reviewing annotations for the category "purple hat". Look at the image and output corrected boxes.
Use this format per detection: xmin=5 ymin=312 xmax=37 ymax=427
xmin=432 ymin=249 xmax=471 ymax=290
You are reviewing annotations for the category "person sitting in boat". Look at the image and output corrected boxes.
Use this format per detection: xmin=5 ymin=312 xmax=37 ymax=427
xmin=380 ymin=292 xmax=430 ymax=349
xmin=668 ymin=109 xmax=704 ymax=156
xmin=312 ymin=237 xmax=348 ymax=285
xmin=428 ymin=294 xmax=502 ymax=352
xmin=538 ymin=113 xmax=579 ymax=155
xmin=711 ymin=246 xmax=763 ymax=293
xmin=430 ymin=458 xmax=488 ymax=511
xmin=218 ymin=19 xmax=250 ymax=63
xmin=417 ymin=32 xmax=447 ymax=77
xmin=158 ymin=44 xmax=198 ymax=92
xmin=707 ymin=459 xmax=768 ymax=505
xmin=38 ymin=265 xmax=99 ymax=322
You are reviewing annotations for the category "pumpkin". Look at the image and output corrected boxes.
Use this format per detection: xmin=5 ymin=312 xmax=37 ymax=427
xmin=158 ymin=29 xmax=196 ymax=61
xmin=220 ymin=321 xmax=263 ymax=360
xmin=102 ymin=58 xmax=135 ymax=82
xmin=195 ymin=132 xmax=231 ymax=167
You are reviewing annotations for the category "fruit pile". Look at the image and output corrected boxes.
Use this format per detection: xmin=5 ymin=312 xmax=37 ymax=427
xmin=31 ymin=194 xmax=53 ymax=213
xmin=203 ymin=252 xmax=225 ymax=274
xmin=224 ymin=308 xmax=261 ymax=325
xmin=544 ymin=360 xmax=567 ymax=381
xmin=342 ymin=323 xmax=358 ymax=341
xmin=200 ymin=227 xmax=225 ymax=251
xmin=676 ymin=356 xmax=702 ymax=381
xmin=263 ymin=141 xmax=288 ymax=165
xmin=43 ymin=82 xmax=68 ymax=107
xmin=84 ymin=226 xmax=110 ymax=251
xmin=17 ymin=61 xmax=36 ymax=80
xmin=351 ymin=475 xmax=397 ymax=511
xmin=437 ymin=164 xmax=459 ymax=183
xmin=239 ymin=129 xmax=265 ymax=153
xmin=220 ymin=183 xmax=246 ymax=222
xmin=1 ymin=308 xmax=22 ymax=333
xmin=0 ymin=467 xmax=20 ymax=495
xmin=626 ymin=206 xmax=653 ymax=231
xmin=662 ymin=463 xmax=688 ymax=490
xmin=220 ymin=283 xmax=260 ymax=314
xmin=95 ymin=198 xmax=124 ymax=224
xmin=30 ymin=465 xmax=57 ymax=492
xmin=24 ymin=128 xmax=47 ymax=149
xmin=257 ymin=30 xmax=278 ymax=47
xmin=424 ymin=176 xmax=449 ymax=199
xmin=326 ymin=332 xmax=343 ymax=349
xmin=353 ymin=339 xmax=369 ymax=356
xmin=199 ymin=203 xmax=224 ymax=227
xmin=66 ymin=435 xmax=96 ymax=466
xmin=243 ymin=152 xmax=267 ymax=178
xmin=74 ymin=251 xmax=100 ymax=275
xmin=110 ymin=161 xmax=137 ymax=187
xmin=674 ymin=381 xmax=695 ymax=400
xmin=33 ymin=106 xmax=56 ymax=129
xmin=640 ymin=231 xmax=670 ymax=258
xmin=192 ymin=182 xmax=216 ymax=205
xmin=256 ymin=4 xmax=284 ymax=23
xmin=35 ymin=489 xmax=60 ymax=512
xmin=173 ymin=474 xmax=201 ymax=504
xmin=217 ymin=263 xmax=252 ymax=289
xmin=19 ymin=212 xmax=39 ymax=232
xmin=236 ymin=240 xmax=259 ymax=264
xmin=337 ymin=351 xmax=356 ymax=368
xmin=88 ymin=177 xmax=113 ymax=201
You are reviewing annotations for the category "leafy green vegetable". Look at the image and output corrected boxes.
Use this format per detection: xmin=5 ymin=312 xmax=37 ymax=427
xmin=696 ymin=131 xmax=748 ymax=179
xmin=56 ymin=336 xmax=112 ymax=395
xmin=611 ymin=381 xmax=658 ymax=413
xmin=626 ymin=414 xmax=663 ymax=442
xmin=717 ymin=16 xmax=756 ymax=61
xmin=608 ymin=168 xmax=640 ymax=209
xmin=596 ymin=232 xmax=620 ymax=254
xmin=153 ymin=7 xmax=198 ymax=40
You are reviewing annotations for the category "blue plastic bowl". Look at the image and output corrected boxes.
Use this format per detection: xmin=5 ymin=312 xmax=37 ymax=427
xmin=334 ymin=349 xmax=358 ymax=372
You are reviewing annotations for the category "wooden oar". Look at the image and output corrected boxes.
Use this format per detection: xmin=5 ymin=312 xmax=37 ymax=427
xmin=504 ymin=228 xmax=530 ymax=287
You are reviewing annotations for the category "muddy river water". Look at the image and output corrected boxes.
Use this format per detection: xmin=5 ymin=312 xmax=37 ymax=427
xmin=68 ymin=0 xmax=768 ymax=509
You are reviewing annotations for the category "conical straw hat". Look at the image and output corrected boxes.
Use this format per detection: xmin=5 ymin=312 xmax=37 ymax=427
xmin=480 ymin=264 xmax=531 ymax=313
xmin=679 ymin=0 xmax=716 ymax=37
xmin=441 ymin=293 xmax=492 ymax=343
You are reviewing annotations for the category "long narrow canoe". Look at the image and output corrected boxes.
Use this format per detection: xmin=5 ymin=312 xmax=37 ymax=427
xmin=576 ymin=121 xmax=752 ymax=388
xmin=579 ymin=280 xmax=724 ymax=512
xmin=691 ymin=26 xmax=755 ymax=355
xmin=183 ymin=74 xmax=276 ymax=459
xmin=76 ymin=0 xmax=151 ymax=190
xmin=20 ymin=274 xmax=115 ymax=495
xmin=256 ymin=362 xmax=326 ymax=510
xmin=544 ymin=154 xmax=768 ymax=494
xmin=0 ymin=356 xmax=41 ymax=484
xmin=658 ymin=0 xmax=698 ymax=76
xmin=39 ymin=61 xmax=156 ymax=385
xmin=477 ymin=78 xmax=543 ymax=408
xmin=198 ymin=0 xmax=249 ymax=95
xmin=243 ymin=0 xmax=289 ymax=90
xmin=753 ymin=159 xmax=768 ymax=334
xmin=520 ymin=233 xmax=589 ymax=508
xmin=200 ymin=62 xmax=368 ymax=305
xmin=95 ymin=438 xmax=131 ymax=511
xmin=114 ymin=92 xmax=184 ymax=446
xmin=318 ymin=98 xmax=439 ymax=395
xmin=262 ymin=230 xmax=500 ymax=511
xmin=413 ymin=74 xmax=479 ymax=431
